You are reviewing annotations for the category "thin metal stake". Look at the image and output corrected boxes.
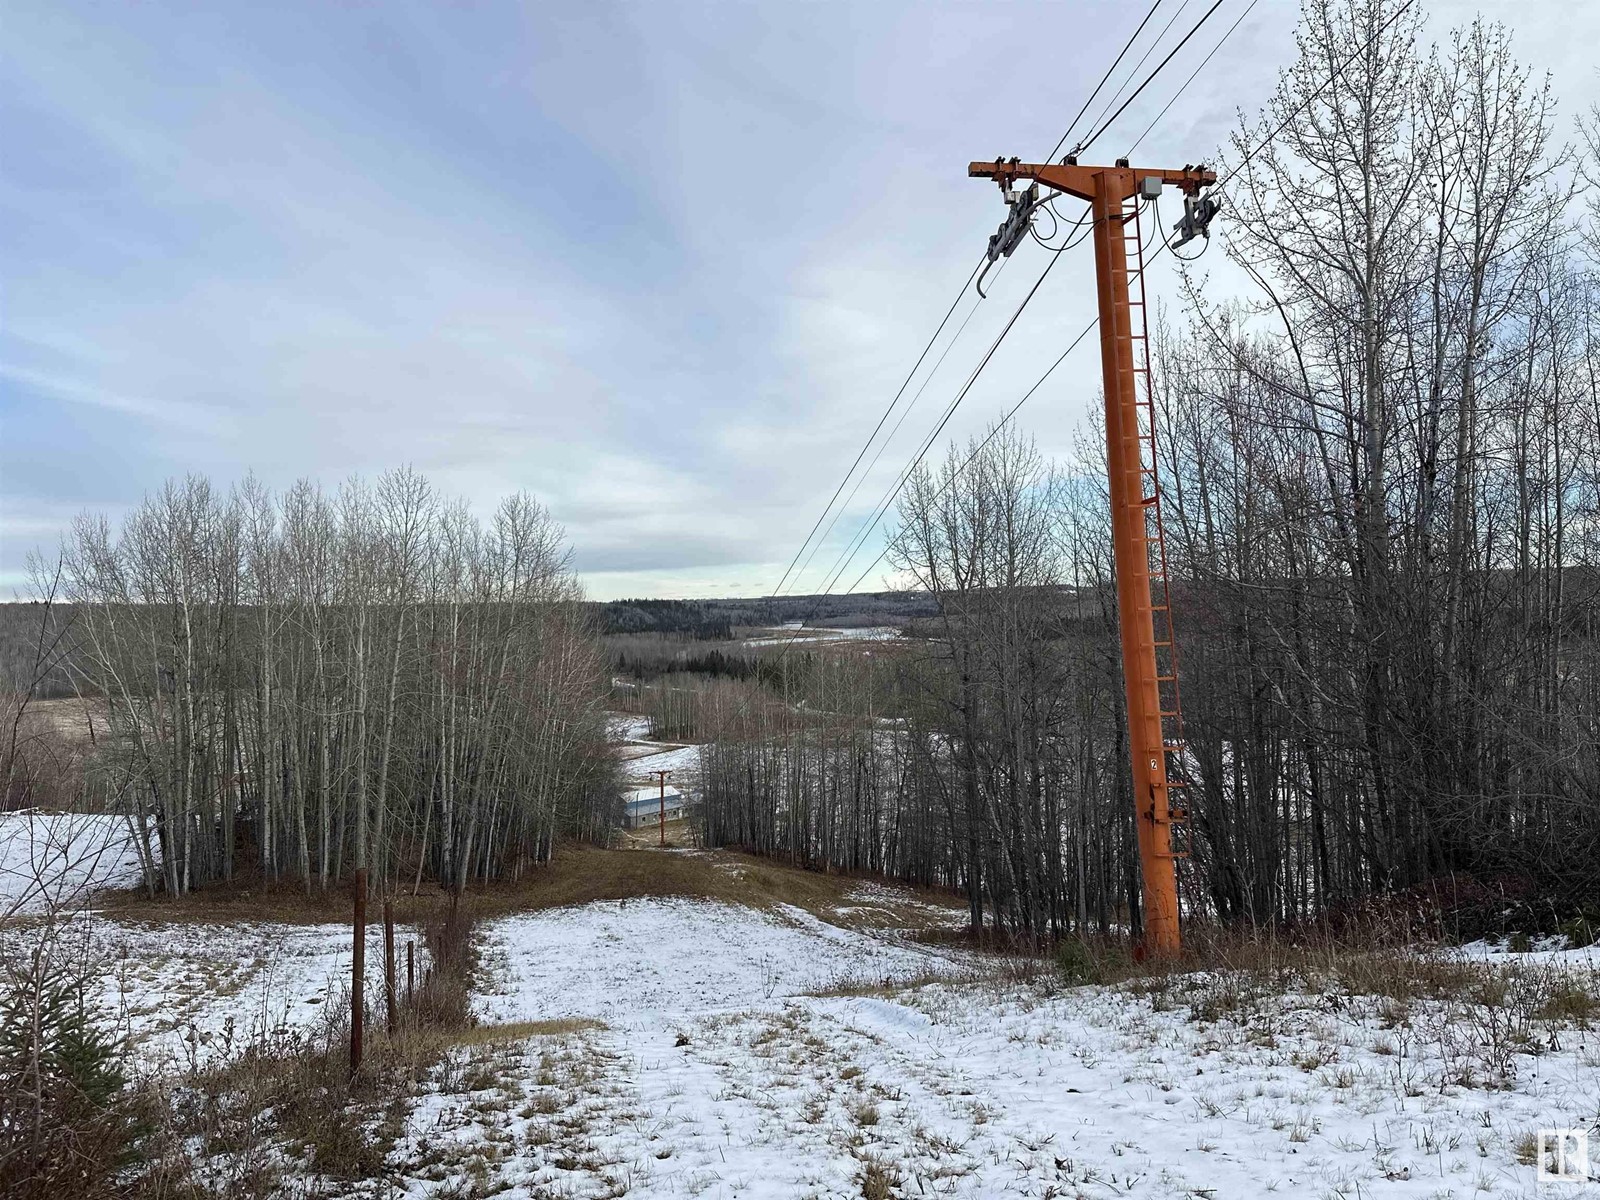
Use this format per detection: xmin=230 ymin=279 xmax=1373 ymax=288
xmin=351 ymin=867 xmax=367 ymax=1073
xmin=383 ymin=897 xmax=397 ymax=1035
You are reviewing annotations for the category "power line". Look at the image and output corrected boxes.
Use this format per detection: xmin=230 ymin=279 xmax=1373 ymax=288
xmin=806 ymin=1 xmax=1236 ymax=603
xmin=1128 ymin=0 xmax=1262 ymax=156
xmin=773 ymin=0 xmax=1184 ymax=608
xmin=1046 ymin=0 xmax=1166 ymax=163
xmin=807 ymin=240 xmax=1079 ymax=600
xmin=838 ymin=243 xmax=1138 ymax=597
xmin=769 ymin=255 xmax=985 ymax=598
xmin=1079 ymin=0 xmax=1196 ymax=153
xmin=766 ymin=0 xmax=1274 ymax=652
xmin=840 ymin=0 xmax=1422 ymax=596
xmin=786 ymin=257 xmax=1009 ymax=591
xmin=1077 ymin=0 xmax=1227 ymax=154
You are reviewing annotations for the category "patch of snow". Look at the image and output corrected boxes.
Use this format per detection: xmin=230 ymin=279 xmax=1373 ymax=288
xmin=744 ymin=625 xmax=904 ymax=648
xmin=832 ymin=625 xmax=904 ymax=641
xmin=1453 ymin=936 xmax=1600 ymax=968
xmin=606 ymin=714 xmax=651 ymax=741
xmin=623 ymin=742 xmax=701 ymax=776
xmin=0 ymin=810 xmax=145 ymax=915
xmin=813 ymin=994 xmax=934 ymax=1033
xmin=474 ymin=898 xmax=967 ymax=1030
xmin=0 ymin=914 xmax=420 ymax=1068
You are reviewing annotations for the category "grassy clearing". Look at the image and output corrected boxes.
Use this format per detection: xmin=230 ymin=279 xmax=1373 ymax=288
xmin=94 ymin=842 xmax=967 ymax=933
xmin=612 ymin=815 xmax=697 ymax=850
xmin=0 ymin=894 xmax=590 ymax=1199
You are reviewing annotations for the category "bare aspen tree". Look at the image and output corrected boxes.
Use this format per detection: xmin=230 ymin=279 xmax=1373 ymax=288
xmin=56 ymin=473 xmax=614 ymax=896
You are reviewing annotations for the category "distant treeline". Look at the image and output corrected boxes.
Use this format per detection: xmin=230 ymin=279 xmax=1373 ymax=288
xmin=702 ymin=591 xmax=937 ymax=629
xmin=0 ymin=603 xmax=79 ymax=699
xmin=607 ymin=632 xmax=847 ymax=688
xmin=608 ymin=634 xmax=759 ymax=682
xmin=590 ymin=591 xmax=937 ymax=640
xmin=593 ymin=599 xmax=733 ymax=639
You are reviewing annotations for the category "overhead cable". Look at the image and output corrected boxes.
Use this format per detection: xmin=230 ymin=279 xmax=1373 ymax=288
xmin=1076 ymin=0 xmax=1227 ymax=154
xmin=768 ymin=255 xmax=985 ymax=598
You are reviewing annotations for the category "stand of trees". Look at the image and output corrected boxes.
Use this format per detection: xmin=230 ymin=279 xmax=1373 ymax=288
xmin=695 ymin=0 xmax=1600 ymax=937
xmin=694 ymin=434 xmax=1140 ymax=939
xmin=1152 ymin=1 xmax=1600 ymax=921
xmin=55 ymin=470 xmax=616 ymax=896
xmin=596 ymin=599 xmax=734 ymax=640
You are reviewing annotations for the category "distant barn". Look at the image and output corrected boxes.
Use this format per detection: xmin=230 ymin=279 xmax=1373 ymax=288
xmin=622 ymin=785 xmax=686 ymax=828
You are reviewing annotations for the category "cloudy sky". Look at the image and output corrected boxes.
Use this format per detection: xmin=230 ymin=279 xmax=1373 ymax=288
xmin=3 ymin=0 xmax=1594 ymax=601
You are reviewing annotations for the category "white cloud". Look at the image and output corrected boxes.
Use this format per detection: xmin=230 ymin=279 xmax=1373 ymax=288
xmin=3 ymin=0 xmax=1594 ymax=599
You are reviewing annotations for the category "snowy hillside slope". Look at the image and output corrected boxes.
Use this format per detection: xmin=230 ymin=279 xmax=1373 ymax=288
xmin=0 ymin=913 xmax=416 ymax=1068
xmin=5 ymin=816 xmax=1596 ymax=1196
xmin=376 ymin=899 xmax=1600 ymax=1199
xmin=477 ymin=897 xmax=966 ymax=1027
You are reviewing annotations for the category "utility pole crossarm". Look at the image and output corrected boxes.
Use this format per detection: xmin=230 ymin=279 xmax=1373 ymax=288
xmin=968 ymin=160 xmax=1215 ymax=204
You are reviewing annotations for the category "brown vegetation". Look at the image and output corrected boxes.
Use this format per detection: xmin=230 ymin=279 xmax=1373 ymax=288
xmin=92 ymin=841 xmax=967 ymax=934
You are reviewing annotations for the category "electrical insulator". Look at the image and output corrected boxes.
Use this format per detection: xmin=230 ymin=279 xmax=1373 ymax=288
xmin=985 ymin=183 xmax=1040 ymax=263
xmin=1170 ymin=192 xmax=1220 ymax=249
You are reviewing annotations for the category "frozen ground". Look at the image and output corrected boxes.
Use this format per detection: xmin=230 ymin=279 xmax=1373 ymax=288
xmin=0 ymin=809 xmax=144 ymax=915
xmin=610 ymin=710 xmax=704 ymax=781
xmin=5 ymin=802 xmax=1598 ymax=1195
xmin=625 ymin=742 xmax=702 ymax=776
xmin=609 ymin=714 xmax=652 ymax=741
xmin=477 ymin=898 xmax=965 ymax=1029
xmin=2 ymin=912 xmax=417 ymax=1069
xmin=379 ymin=900 xmax=1600 ymax=1199
xmin=1457 ymin=936 xmax=1600 ymax=969
xmin=743 ymin=626 xmax=903 ymax=648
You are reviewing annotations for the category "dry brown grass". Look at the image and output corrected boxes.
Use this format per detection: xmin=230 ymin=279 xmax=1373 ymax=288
xmin=612 ymin=815 xmax=698 ymax=850
xmin=455 ymin=1017 xmax=604 ymax=1042
xmin=17 ymin=696 xmax=106 ymax=747
xmin=119 ymin=904 xmax=613 ymax=1199
xmin=4 ymin=696 xmax=105 ymax=811
xmin=95 ymin=842 xmax=967 ymax=933
xmin=856 ymin=1154 xmax=903 ymax=1199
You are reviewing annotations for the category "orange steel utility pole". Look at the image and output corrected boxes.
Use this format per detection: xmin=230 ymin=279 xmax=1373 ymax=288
xmin=652 ymin=768 xmax=671 ymax=848
xmin=970 ymin=157 xmax=1214 ymax=956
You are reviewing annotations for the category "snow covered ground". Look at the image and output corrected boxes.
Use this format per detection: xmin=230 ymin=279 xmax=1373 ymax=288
xmin=11 ymin=886 xmax=1598 ymax=1196
xmin=610 ymin=710 xmax=704 ymax=782
xmin=1457 ymin=936 xmax=1600 ymax=969
xmin=625 ymin=742 xmax=702 ymax=776
xmin=0 ymin=809 xmax=145 ymax=915
xmin=6 ymin=800 xmax=1598 ymax=1196
xmin=477 ymin=898 xmax=964 ymax=1030
xmin=2 ymin=912 xmax=416 ymax=1069
xmin=609 ymin=714 xmax=652 ymax=742
xmin=743 ymin=626 xmax=904 ymax=647
xmin=377 ymin=900 xmax=1600 ymax=1199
